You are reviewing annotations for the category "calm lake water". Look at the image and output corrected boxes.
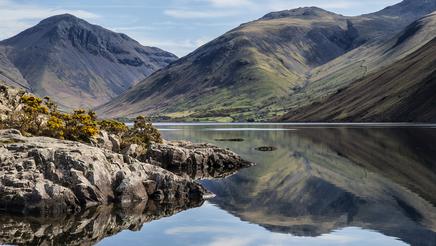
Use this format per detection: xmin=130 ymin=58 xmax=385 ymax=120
xmin=2 ymin=124 xmax=436 ymax=246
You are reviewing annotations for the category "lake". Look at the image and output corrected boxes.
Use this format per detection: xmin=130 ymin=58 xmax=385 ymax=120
xmin=2 ymin=124 xmax=436 ymax=246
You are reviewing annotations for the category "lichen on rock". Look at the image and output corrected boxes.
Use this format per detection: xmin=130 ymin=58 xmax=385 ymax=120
xmin=0 ymin=129 xmax=208 ymax=216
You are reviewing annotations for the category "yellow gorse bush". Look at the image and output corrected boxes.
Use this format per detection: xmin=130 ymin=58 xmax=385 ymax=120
xmin=99 ymin=119 xmax=129 ymax=136
xmin=122 ymin=116 xmax=162 ymax=149
xmin=0 ymin=89 xmax=162 ymax=152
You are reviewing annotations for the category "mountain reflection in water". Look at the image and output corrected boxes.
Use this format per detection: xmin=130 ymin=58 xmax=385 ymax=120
xmin=163 ymin=125 xmax=436 ymax=246
xmin=1 ymin=124 xmax=436 ymax=246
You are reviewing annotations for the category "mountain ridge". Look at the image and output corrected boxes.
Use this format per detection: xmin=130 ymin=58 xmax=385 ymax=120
xmin=0 ymin=14 xmax=177 ymax=110
xmin=98 ymin=0 xmax=436 ymax=121
xmin=281 ymin=36 xmax=436 ymax=122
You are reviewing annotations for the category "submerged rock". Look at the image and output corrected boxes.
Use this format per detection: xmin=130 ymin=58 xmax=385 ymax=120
xmin=214 ymin=138 xmax=245 ymax=142
xmin=0 ymin=130 xmax=208 ymax=216
xmin=255 ymin=146 xmax=277 ymax=152
xmin=144 ymin=140 xmax=254 ymax=179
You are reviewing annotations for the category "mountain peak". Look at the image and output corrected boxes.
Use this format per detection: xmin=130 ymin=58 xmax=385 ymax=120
xmin=261 ymin=7 xmax=339 ymax=20
xmin=38 ymin=13 xmax=86 ymax=26
xmin=373 ymin=0 xmax=436 ymax=17
xmin=0 ymin=13 xmax=177 ymax=110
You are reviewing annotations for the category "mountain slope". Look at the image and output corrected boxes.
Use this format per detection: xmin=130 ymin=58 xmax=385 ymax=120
xmin=0 ymin=47 xmax=29 ymax=90
xmin=98 ymin=8 xmax=356 ymax=118
xmin=0 ymin=14 xmax=177 ymax=109
xmin=281 ymin=23 xmax=436 ymax=122
xmin=98 ymin=0 xmax=436 ymax=120
xmin=282 ymin=12 xmax=436 ymax=114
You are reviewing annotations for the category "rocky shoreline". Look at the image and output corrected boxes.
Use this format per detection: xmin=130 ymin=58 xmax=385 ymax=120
xmin=0 ymin=129 xmax=252 ymax=216
xmin=145 ymin=140 xmax=253 ymax=179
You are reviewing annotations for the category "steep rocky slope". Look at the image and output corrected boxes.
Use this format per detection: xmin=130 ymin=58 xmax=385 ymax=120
xmin=0 ymin=14 xmax=177 ymax=109
xmin=281 ymin=16 xmax=436 ymax=122
xmin=98 ymin=0 xmax=436 ymax=121
xmin=280 ymin=12 xmax=436 ymax=120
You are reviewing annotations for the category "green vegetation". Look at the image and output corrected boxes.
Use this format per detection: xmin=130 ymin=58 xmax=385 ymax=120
xmin=121 ymin=116 xmax=162 ymax=148
xmin=0 ymin=90 xmax=161 ymax=149
xmin=99 ymin=119 xmax=129 ymax=136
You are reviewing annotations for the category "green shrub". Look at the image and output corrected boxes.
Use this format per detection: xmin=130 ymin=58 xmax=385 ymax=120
xmin=121 ymin=116 xmax=162 ymax=149
xmin=62 ymin=109 xmax=99 ymax=142
xmin=1 ymin=91 xmax=162 ymax=152
xmin=99 ymin=119 xmax=129 ymax=136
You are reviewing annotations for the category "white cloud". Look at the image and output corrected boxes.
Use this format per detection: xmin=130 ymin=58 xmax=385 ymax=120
xmin=141 ymin=36 xmax=212 ymax=56
xmin=164 ymin=9 xmax=240 ymax=19
xmin=165 ymin=226 xmax=236 ymax=235
xmin=0 ymin=0 xmax=98 ymax=40
xmin=208 ymin=236 xmax=254 ymax=246
xmin=209 ymin=0 xmax=253 ymax=8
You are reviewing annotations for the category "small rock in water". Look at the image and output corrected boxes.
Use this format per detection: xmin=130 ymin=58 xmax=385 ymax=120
xmin=255 ymin=146 xmax=277 ymax=152
xmin=214 ymin=138 xmax=245 ymax=142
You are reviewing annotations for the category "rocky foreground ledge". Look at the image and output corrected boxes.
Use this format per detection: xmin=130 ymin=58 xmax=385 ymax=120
xmin=0 ymin=129 xmax=252 ymax=216
xmin=0 ymin=129 xmax=210 ymax=216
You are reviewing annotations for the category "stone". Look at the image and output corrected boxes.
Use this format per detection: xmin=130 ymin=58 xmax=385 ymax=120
xmin=0 ymin=129 xmax=209 ymax=216
xmin=92 ymin=130 xmax=113 ymax=151
xmin=144 ymin=140 xmax=254 ymax=179
xmin=121 ymin=143 xmax=146 ymax=158
xmin=143 ymin=180 xmax=157 ymax=195
xmin=109 ymin=134 xmax=121 ymax=152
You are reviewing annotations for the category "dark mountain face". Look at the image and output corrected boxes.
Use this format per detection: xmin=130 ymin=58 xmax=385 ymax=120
xmin=374 ymin=0 xmax=436 ymax=17
xmin=281 ymin=14 xmax=436 ymax=122
xmin=98 ymin=0 xmax=436 ymax=120
xmin=0 ymin=14 xmax=177 ymax=109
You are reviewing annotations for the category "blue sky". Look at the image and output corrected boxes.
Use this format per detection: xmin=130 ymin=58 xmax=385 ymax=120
xmin=0 ymin=0 xmax=401 ymax=56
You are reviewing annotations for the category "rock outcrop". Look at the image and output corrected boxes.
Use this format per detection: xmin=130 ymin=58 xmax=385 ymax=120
xmin=93 ymin=131 xmax=254 ymax=180
xmin=0 ymin=82 xmax=26 ymax=120
xmin=0 ymin=129 xmax=208 ymax=216
xmin=145 ymin=141 xmax=254 ymax=179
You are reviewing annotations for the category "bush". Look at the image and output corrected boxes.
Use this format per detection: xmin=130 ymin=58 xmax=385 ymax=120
xmin=121 ymin=116 xmax=162 ymax=149
xmin=99 ymin=119 xmax=129 ymax=136
xmin=62 ymin=109 xmax=99 ymax=142
xmin=0 ymin=90 xmax=162 ymax=152
xmin=19 ymin=95 xmax=49 ymax=134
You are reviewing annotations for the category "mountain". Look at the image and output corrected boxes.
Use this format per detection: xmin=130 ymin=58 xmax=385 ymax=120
xmin=281 ymin=13 xmax=436 ymax=122
xmin=0 ymin=47 xmax=30 ymax=90
xmin=0 ymin=14 xmax=177 ymax=109
xmin=97 ymin=0 xmax=436 ymax=121
xmin=280 ymin=11 xmax=436 ymax=112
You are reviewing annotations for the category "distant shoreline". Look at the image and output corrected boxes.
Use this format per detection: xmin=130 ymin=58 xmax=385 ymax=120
xmin=149 ymin=122 xmax=436 ymax=128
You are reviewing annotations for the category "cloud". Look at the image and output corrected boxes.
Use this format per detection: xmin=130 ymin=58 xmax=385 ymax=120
xmin=165 ymin=226 xmax=236 ymax=235
xmin=209 ymin=0 xmax=253 ymax=8
xmin=164 ymin=9 xmax=240 ymax=19
xmin=141 ymin=37 xmax=212 ymax=56
xmin=208 ymin=237 xmax=254 ymax=246
xmin=0 ymin=0 xmax=98 ymax=40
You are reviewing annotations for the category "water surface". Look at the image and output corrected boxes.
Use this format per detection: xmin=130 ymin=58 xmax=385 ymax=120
xmin=104 ymin=124 xmax=436 ymax=246
xmin=3 ymin=124 xmax=436 ymax=246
